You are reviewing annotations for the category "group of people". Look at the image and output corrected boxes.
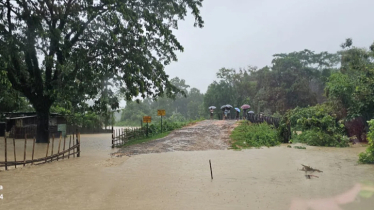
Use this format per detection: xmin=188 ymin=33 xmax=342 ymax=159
xmin=209 ymin=107 xmax=251 ymax=120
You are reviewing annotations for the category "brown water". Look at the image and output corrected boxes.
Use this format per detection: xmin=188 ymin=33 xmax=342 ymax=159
xmin=1 ymin=133 xmax=374 ymax=210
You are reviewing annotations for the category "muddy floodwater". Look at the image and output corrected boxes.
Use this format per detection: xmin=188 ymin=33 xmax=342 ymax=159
xmin=1 ymin=120 xmax=374 ymax=210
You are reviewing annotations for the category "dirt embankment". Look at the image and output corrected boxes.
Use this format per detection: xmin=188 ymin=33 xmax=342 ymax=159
xmin=116 ymin=120 xmax=237 ymax=156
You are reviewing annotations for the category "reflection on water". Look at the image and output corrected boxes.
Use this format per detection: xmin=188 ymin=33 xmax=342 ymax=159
xmin=290 ymin=182 xmax=374 ymax=210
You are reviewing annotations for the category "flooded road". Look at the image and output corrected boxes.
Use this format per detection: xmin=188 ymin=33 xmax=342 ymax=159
xmin=117 ymin=120 xmax=237 ymax=156
xmin=1 ymin=120 xmax=374 ymax=210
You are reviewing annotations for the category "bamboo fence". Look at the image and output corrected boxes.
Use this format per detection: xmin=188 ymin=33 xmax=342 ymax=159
xmin=112 ymin=127 xmax=146 ymax=148
xmin=1 ymin=132 xmax=80 ymax=170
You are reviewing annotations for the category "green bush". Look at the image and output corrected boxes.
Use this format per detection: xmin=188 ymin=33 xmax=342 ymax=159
xmin=359 ymin=119 xmax=374 ymax=164
xmin=230 ymin=121 xmax=281 ymax=149
xmin=147 ymin=121 xmax=184 ymax=134
xmin=293 ymin=130 xmax=349 ymax=147
xmin=145 ymin=119 xmax=201 ymax=136
xmin=280 ymin=104 xmax=349 ymax=147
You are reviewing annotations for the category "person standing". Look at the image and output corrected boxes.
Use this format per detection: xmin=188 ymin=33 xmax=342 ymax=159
xmin=242 ymin=109 xmax=247 ymax=120
xmin=236 ymin=110 xmax=240 ymax=121
xmin=210 ymin=108 xmax=214 ymax=120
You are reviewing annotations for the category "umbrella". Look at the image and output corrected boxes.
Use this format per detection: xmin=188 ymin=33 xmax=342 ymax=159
xmin=235 ymin=108 xmax=240 ymax=112
xmin=248 ymin=111 xmax=254 ymax=114
xmin=208 ymin=106 xmax=216 ymax=109
xmin=221 ymin=105 xmax=232 ymax=109
xmin=241 ymin=104 xmax=250 ymax=109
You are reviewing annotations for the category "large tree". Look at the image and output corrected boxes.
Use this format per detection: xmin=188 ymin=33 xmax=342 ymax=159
xmin=0 ymin=0 xmax=204 ymax=142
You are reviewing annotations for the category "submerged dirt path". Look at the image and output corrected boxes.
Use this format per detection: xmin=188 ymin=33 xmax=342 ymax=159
xmin=116 ymin=120 xmax=237 ymax=156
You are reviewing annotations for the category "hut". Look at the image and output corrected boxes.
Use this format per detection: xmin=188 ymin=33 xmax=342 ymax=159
xmin=3 ymin=112 xmax=67 ymax=138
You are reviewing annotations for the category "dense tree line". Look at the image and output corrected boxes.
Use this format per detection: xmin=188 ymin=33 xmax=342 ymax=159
xmin=203 ymin=50 xmax=339 ymax=116
xmin=118 ymin=39 xmax=374 ymax=128
xmin=118 ymin=77 xmax=204 ymax=125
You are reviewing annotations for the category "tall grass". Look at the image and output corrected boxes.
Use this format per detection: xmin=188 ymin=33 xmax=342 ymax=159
xmin=359 ymin=119 xmax=374 ymax=164
xmin=230 ymin=121 xmax=281 ymax=149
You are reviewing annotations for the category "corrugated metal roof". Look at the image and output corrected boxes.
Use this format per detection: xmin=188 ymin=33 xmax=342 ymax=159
xmin=6 ymin=114 xmax=64 ymax=120
xmin=6 ymin=115 xmax=37 ymax=120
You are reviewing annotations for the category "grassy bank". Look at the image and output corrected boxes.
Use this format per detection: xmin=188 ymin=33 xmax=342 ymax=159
xmin=115 ymin=121 xmax=142 ymax=127
xmin=230 ymin=121 xmax=281 ymax=150
xmin=119 ymin=131 xmax=171 ymax=147
xmin=115 ymin=119 xmax=203 ymax=148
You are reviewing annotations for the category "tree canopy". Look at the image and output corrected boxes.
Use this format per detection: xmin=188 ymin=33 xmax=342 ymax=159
xmin=0 ymin=0 xmax=204 ymax=142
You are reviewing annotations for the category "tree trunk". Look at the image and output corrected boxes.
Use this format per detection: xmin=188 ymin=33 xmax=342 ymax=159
xmin=36 ymin=109 xmax=50 ymax=143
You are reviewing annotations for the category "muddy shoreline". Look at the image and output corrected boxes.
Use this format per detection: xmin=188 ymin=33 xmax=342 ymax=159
xmin=115 ymin=120 xmax=237 ymax=156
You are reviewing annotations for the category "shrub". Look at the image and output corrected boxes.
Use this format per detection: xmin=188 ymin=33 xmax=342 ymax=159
xmin=359 ymin=119 xmax=374 ymax=164
xmin=293 ymin=130 xmax=349 ymax=147
xmin=230 ymin=121 xmax=281 ymax=149
xmin=145 ymin=119 xmax=201 ymax=136
xmin=280 ymin=104 xmax=349 ymax=147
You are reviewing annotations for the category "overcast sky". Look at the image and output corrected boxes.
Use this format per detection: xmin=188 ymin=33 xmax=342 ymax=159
xmin=164 ymin=0 xmax=374 ymax=93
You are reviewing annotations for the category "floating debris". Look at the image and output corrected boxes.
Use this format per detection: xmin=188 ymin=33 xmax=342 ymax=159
xmin=305 ymin=174 xmax=319 ymax=179
xmin=300 ymin=164 xmax=323 ymax=173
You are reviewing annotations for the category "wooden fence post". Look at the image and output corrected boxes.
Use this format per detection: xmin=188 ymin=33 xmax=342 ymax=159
xmin=51 ymin=134 xmax=55 ymax=162
xmin=23 ymin=134 xmax=27 ymax=166
xmin=4 ymin=136 xmax=8 ymax=170
xmin=45 ymin=138 xmax=50 ymax=163
xmin=57 ymin=134 xmax=62 ymax=161
xmin=13 ymin=138 xmax=16 ymax=168
xmin=114 ymin=129 xmax=116 ymax=147
xmin=72 ymin=132 xmax=76 ymax=158
xmin=62 ymin=135 xmax=66 ymax=159
xmin=122 ymin=128 xmax=124 ymax=144
xmin=111 ymin=127 xmax=114 ymax=148
xmin=68 ymin=135 xmax=71 ymax=159
xmin=31 ymin=138 xmax=35 ymax=165
xmin=77 ymin=131 xmax=80 ymax=157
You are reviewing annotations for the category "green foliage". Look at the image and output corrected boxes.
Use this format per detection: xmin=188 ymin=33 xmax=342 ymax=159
xmin=119 ymin=132 xmax=172 ymax=148
xmin=204 ymin=50 xmax=339 ymax=117
xmin=326 ymin=41 xmax=374 ymax=120
xmin=289 ymin=104 xmax=342 ymax=132
xmin=358 ymin=119 xmax=374 ymax=164
xmin=146 ymin=121 xmax=187 ymax=135
xmin=293 ymin=146 xmax=306 ymax=149
xmin=0 ymin=1 xmax=204 ymax=142
xmin=143 ymin=119 xmax=202 ymax=138
xmin=1 ymin=1 xmax=204 ymax=108
xmin=0 ymin=70 xmax=34 ymax=113
xmin=117 ymin=77 xmax=205 ymax=125
xmin=293 ymin=130 xmax=349 ymax=147
xmin=230 ymin=121 xmax=281 ymax=149
xmin=204 ymin=67 xmax=258 ymax=116
xmin=50 ymin=105 xmax=106 ymax=129
xmin=282 ymin=104 xmax=349 ymax=147
xmin=252 ymin=50 xmax=339 ymax=114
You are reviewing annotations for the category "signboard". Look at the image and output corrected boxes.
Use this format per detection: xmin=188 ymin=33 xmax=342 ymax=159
xmin=143 ymin=116 xmax=152 ymax=123
xmin=157 ymin=110 xmax=166 ymax=116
